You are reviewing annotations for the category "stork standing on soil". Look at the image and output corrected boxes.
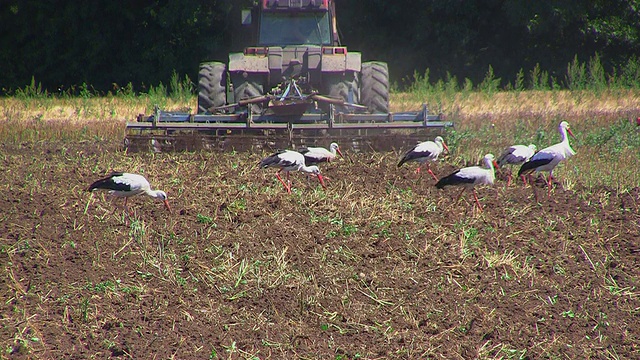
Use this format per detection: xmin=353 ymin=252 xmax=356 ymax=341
xmin=496 ymin=144 xmax=537 ymax=186
xmin=298 ymin=142 xmax=344 ymax=165
xmin=435 ymin=154 xmax=497 ymax=211
xmin=518 ymin=121 xmax=576 ymax=200
xmin=397 ymin=136 xmax=450 ymax=181
xmin=260 ymin=150 xmax=326 ymax=193
xmin=88 ymin=172 xmax=171 ymax=213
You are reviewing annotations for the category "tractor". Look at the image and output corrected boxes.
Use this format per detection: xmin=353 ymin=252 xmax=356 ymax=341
xmin=197 ymin=0 xmax=389 ymax=116
xmin=125 ymin=0 xmax=452 ymax=152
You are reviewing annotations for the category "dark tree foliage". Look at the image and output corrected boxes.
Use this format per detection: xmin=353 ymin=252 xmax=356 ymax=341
xmin=1 ymin=0 xmax=233 ymax=93
xmin=337 ymin=0 xmax=640 ymax=87
xmin=2 ymin=0 xmax=639 ymax=94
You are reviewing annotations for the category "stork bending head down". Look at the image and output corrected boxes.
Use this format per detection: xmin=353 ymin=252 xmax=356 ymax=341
xmin=497 ymin=144 xmax=537 ymax=186
xmin=298 ymin=142 xmax=344 ymax=165
xmin=260 ymin=150 xmax=326 ymax=193
xmin=88 ymin=172 xmax=171 ymax=214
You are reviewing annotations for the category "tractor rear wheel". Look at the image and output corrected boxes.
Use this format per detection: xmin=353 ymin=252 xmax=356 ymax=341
xmin=198 ymin=62 xmax=227 ymax=114
xmin=322 ymin=71 xmax=359 ymax=113
xmin=360 ymin=61 xmax=389 ymax=114
xmin=232 ymin=74 xmax=265 ymax=114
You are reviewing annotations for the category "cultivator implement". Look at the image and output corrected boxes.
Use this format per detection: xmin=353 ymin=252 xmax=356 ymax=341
xmin=125 ymin=102 xmax=453 ymax=153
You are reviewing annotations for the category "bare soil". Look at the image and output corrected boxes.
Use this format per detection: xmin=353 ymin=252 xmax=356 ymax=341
xmin=1 ymin=138 xmax=639 ymax=359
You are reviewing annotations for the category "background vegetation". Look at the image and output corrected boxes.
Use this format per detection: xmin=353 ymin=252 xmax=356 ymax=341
xmin=3 ymin=0 xmax=640 ymax=94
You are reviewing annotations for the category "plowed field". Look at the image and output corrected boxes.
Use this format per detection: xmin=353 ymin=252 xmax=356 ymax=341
xmin=1 ymin=136 xmax=639 ymax=359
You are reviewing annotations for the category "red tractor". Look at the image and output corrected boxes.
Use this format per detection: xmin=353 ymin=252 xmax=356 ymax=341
xmin=197 ymin=0 xmax=389 ymax=115
xmin=127 ymin=0 xmax=451 ymax=153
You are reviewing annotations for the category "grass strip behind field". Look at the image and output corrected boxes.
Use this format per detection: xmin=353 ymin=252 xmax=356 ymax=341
xmin=1 ymin=91 xmax=639 ymax=190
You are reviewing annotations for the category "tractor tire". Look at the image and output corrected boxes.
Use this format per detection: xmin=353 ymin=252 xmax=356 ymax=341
xmin=198 ymin=62 xmax=227 ymax=114
xmin=232 ymin=74 xmax=265 ymax=114
xmin=322 ymin=71 xmax=359 ymax=113
xmin=360 ymin=61 xmax=390 ymax=114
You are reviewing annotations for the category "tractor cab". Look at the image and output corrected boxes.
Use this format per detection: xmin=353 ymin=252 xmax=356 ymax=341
xmin=259 ymin=11 xmax=332 ymax=46
xmin=254 ymin=0 xmax=337 ymax=47
xmin=196 ymin=0 xmax=389 ymax=116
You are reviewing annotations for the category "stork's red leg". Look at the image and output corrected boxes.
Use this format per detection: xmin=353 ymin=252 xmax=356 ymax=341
xmin=316 ymin=174 xmax=327 ymax=190
xmin=472 ymin=189 xmax=483 ymax=212
xmin=520 ymin=174 xmax=527 ymax=187
xmin=506 ymin=173 xmax=512 ymax=187
xmin=427 ymin=164 xmax=438 ymax=181
xmin=547 ymin=173 xmax=553 ymax=197
xmin=275 ymin=170 xmax=291 ymax=193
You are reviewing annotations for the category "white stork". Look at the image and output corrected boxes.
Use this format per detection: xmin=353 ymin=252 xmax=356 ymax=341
xmin=435 ymin=154 xmax=497 ymax=211
xmin=496 ymin=144 xmax=537 ymax=186
xmin=260 ymin=150 xmax=326 ymax=193
xmin=518 ymin=121 xmax=576 ymax=200
xmin=398 ymin=136 xmax=450 ymax=181
xmin=88 ymin=172 xmax=170 ymax=213
xmin=298 ymin=142 xmax=344 ymax=165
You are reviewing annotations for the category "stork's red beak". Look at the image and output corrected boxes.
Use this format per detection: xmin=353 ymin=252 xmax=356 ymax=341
xmin=317 ymin=174 xmax=327 ymax=190
xmin=442 ymin=142 xmax=450 ymax=154
xmin=336 ymin=148 xmax=344 ymax=159
xmin=567 ymin=127 xmax=576 ymax=139
xmin=493 ymin=160 xmax=499 ymax=169
xmin=163 ymin=200 xmax=171 ymax=212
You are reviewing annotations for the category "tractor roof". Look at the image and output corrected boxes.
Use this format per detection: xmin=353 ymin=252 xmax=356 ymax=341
xmin=262 ymin=0 xmax=329 ymax=11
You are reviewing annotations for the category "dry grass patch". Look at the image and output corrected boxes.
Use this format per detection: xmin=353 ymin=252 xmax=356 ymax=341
xmin=392 ymin=88 xmax=640 ymax=117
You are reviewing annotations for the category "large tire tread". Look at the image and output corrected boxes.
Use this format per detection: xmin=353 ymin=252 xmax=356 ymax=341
xmin=198 ymin=62 xmax=227 ymax=114
xmin=233 ymin=75 xmax=264 ymax=114
xmin=322 ymin=72 xmax=359 ymax=113
xmin=361 ymin=61 xmax=390 ymax=114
